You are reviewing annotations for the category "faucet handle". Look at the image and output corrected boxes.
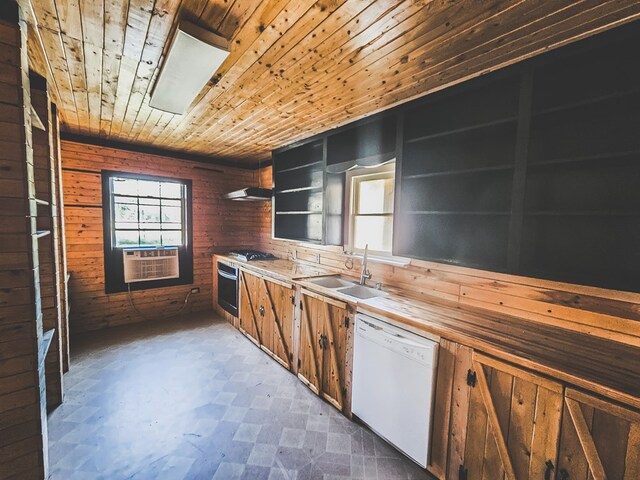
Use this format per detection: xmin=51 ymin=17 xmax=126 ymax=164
xmin=375 ymin=282 xmax=383 ymax=290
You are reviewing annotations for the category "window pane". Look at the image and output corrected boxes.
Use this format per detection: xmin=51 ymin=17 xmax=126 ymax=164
xmin=162 ymin=199 xmax=181 ymax=207
xmin=113 ymin=178 xmax=138 ymax=195
xmin=138 ymin=180 xmax=160 ymax=197
xmin=161 ymin=182 xmax=182 ymax=199
xmin=114 ymin=203 xmax=138 ymax=222
xmin=162 ymin=230 xmax=183 ymax=246
xmin=139 ymin=223 xmax=162 ymax=230
xmin=162 ymin=206 xmax=182 ymax=223
xmin=357 ymin=177 xmax=394 ymax=214
xmin=353 ymin=215 xmax=393 ymax=252
xmin=115 ymin=230 xmax=139 ymax=246
xmin=161 ymin=223 xmax=182 ymax=230
xmin=114 ymin=195 xmax=137 ymax=204
xmin=139 ymin=204 xmax=160 ymax=223
xmin=140 ymin=230 xmax=162 ymax=246
xmin=115 ymin=222 xmax=139 ymax=230
xmin=139 ymin=197 xmax=160 ymax=206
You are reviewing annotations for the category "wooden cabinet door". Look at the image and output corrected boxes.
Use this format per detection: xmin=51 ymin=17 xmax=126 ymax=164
xmin=437 ymin=348 xmax=564 ymax=480
xmin=319 ymin=298 xmax=349 ymax=413
xmin=557 ymin=388 xmax=640 ymax=480
xmin=238 ymin=271 xmax=262 ymax=346
xmin=297 ymin=291 xmax=324 ymax=395
xmin=261 ymin=277 xmax=295 ymax=370
xmin=297 ymin=289 xmax=352 ymax=414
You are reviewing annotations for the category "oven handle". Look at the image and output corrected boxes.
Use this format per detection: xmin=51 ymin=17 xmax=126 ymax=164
xmin=218 ymin=270 xmax=238 ymax=281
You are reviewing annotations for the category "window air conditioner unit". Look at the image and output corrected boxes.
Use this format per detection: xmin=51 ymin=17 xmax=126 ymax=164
xmin=123 ymin=247 xmax=180 ymax=283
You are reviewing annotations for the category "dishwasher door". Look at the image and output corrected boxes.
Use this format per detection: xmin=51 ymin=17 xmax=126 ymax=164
xmin=352 ymin=313 xmax=439 ymax=468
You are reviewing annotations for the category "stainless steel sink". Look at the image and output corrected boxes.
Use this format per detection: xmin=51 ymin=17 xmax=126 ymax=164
xmin=336 ymin=285 xmax=387 ymax=300
xmin=306 ymin=276 xmax=356 ymax=288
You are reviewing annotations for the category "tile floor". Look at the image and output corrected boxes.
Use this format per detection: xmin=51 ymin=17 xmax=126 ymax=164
xmin=48 ymin=312 xmax=434 ymax=479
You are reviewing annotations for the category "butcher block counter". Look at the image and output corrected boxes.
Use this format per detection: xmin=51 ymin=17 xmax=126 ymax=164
xmin=216 ymin=255 xmax=640 ymax=410
xmin=215 ymin=254 xmax=335 ymax=284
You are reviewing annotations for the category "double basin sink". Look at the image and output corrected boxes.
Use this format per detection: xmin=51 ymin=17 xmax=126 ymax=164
xmin=306 ymin=276 xmax=387 ymax=300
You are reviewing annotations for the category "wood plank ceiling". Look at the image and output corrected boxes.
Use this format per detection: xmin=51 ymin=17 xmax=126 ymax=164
xmin=22 ymin=0 xmax=640 ymax=165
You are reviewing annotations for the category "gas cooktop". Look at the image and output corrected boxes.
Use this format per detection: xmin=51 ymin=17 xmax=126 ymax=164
xmin=228 ymin=249 xmax=277 ymax=262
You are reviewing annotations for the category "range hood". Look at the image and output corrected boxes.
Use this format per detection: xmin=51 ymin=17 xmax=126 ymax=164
xmin=224 ymin=187 xmax=272 ymax=201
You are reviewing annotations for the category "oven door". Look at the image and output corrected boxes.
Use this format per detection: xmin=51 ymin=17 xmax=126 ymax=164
xmin=217 ymin=262 xmax=238 ymax=317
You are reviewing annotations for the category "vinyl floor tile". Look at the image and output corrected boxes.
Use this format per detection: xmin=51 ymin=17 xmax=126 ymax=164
xmin=48 ymin=313 xmax=434 ymax=479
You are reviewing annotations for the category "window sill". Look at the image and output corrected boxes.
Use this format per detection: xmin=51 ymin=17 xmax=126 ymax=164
xmin=344 ymin=251 xmax=411 ymax=267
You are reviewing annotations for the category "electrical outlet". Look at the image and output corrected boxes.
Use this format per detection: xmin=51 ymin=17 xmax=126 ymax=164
xmin=290 ymin=249 xmax=297 ymax=260
xmin=190 ymin=287 xmax=200 ymax=294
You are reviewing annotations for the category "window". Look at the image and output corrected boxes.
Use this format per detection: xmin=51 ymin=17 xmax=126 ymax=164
xmin=102 ymin=171 xmax=193 ymax=293
xmin=346 ymin=162 xmax=395 ymax=255
xmin=111 ymin=176 xmax=186 ymax=247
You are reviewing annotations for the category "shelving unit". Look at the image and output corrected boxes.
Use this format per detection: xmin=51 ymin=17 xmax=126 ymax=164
xmin=273 ymin=140 xmax=326 ymax=243
xmin=396 ymin=71 xmax=521 ymax=272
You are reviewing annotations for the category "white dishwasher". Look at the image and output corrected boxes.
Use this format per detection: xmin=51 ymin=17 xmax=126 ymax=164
xmin=352 ymin=313 xmax=439 ymax=468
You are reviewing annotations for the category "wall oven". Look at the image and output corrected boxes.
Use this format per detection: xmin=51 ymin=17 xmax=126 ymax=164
xmin=217 ymin=262 xmax=238 ymax=317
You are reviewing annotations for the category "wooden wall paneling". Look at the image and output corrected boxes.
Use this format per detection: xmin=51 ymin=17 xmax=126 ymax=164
xmin=31 ymin=74 xmax=63 ymax=409
xmin=258 ymin=164 xmax=640 ymax=350
xmin=0 ymin=2 xmax=47 ymax=478
xmin=21 ymin=0 xmax=640 ymax=163
xmin=61 ymin=140 xmax=263 ymax=333
xmin=265 ymin=0 xmax=640 ymax=150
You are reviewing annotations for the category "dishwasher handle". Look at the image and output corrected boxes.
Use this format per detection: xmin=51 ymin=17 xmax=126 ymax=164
xmin=358 ymin=319 xmax=436 ymax=350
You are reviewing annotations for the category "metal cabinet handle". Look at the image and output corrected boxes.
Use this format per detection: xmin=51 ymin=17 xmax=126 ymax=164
xmin=544 ymin=460 xmax=554 ymax=480
xmin=259 ymin=305 xmax=265 ymax=316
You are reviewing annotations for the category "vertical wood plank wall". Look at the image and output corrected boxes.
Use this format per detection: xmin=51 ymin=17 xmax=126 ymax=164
xmin=0 ymin=3 xmax=47 ymax=478
xmin=257 ymin=166 xmax=640 ymax=347
xmin=60 ymin=140 xmax=264 ymax=333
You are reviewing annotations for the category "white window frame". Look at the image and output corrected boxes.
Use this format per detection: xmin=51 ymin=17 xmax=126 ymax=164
xmin=344 ymin=161 xmax=396 ymax=257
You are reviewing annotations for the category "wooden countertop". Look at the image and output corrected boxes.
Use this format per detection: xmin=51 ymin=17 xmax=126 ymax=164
xmin=296 ymin=277 xmax=640 ymax=411
xmin=359 ymin=293 xmax=640 ymax=410
xmin=215 ymin=256 xmax=640 ymax=410
xmin=215 ymin=255 xmax=336 ymax=284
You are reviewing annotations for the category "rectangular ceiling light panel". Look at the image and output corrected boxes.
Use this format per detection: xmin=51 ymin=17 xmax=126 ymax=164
xmin=150 ymin=21 xmax=230 ymax=115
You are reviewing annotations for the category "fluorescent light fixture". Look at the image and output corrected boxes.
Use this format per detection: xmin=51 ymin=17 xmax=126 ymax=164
xmin=150 ymin=21 xmax=230 ymax=115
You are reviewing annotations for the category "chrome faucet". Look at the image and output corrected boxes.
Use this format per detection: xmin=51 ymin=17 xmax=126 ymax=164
xmin=359 ymin=244 xmax=372 ymax=285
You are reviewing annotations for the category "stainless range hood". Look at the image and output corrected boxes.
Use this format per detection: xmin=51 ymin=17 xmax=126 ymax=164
xmin=224 ymin=187 xmax=272 ymax=201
